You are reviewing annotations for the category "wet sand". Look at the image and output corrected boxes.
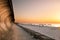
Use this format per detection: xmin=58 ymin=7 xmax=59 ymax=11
xmin=12 ymin=24 xmax=36 ymax=40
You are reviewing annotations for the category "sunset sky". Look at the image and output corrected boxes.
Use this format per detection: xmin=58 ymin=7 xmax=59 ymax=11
xmin=12 ymin=0 xmax=60 ymax=24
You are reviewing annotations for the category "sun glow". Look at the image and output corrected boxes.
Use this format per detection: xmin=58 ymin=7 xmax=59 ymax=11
xmin=13 ymin=0 xmax=60 ymax=24
xmin=51 ymin=24 xmax=60 ymax=27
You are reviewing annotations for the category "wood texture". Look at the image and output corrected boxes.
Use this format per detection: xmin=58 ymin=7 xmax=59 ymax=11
xmin=0 ymin=0 xmax=14 ymax=40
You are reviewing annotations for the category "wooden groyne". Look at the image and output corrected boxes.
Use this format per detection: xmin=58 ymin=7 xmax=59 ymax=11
xmin=0 ymin=0 xmax=14 ymax=40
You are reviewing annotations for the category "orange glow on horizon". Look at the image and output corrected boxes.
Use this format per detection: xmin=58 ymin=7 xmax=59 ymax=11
xmin=15 ymin=17 xmax=60 ymax=24
xmin=13 ymin=0 xmax=60 ymax=24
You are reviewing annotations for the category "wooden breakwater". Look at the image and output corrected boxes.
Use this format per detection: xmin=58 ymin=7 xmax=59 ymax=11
xmin=0 ymin=0 xmax=14 ymax=40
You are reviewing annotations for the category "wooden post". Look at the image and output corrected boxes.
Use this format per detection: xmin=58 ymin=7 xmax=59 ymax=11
xmin=0 ymin=0 xmax=14 ymax=40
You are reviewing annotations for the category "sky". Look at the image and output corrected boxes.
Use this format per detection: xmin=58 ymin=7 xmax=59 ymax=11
xmin=12 ymin=0 xmax=60 ymax=24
